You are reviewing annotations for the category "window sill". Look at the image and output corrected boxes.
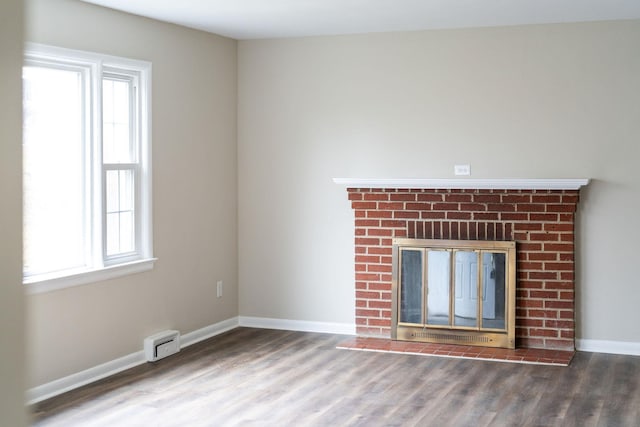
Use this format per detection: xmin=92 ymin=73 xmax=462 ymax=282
xmin=24 ymin=258 xmax=157 ymax=295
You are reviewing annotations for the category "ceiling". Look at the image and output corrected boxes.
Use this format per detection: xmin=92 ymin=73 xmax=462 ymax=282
xmin=81 ymin=0 xmax=640 ymax=40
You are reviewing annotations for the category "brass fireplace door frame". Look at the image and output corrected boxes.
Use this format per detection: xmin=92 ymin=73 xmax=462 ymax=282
xmin=391 ymin=238 xmax=516 ymax=349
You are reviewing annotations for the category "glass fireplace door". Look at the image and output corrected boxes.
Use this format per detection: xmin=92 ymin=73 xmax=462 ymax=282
xmin=394 ymin=239 xmax=515 ymax=348
xmin=426 ymin=250 xmax=450 ymax=326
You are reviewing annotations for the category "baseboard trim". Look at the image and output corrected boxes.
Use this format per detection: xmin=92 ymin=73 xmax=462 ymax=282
xmin=180 ymin=316 xmax=239 ymax=347
xmin=238 ymin=316 xmax=356 ymax=336
xmin=26 ymin=316 xmax=240 ymax=405
xmin=576 ymin=338 xmax=640 ymax=356
xmin=26 ymin=349 xmax=146 ymax=406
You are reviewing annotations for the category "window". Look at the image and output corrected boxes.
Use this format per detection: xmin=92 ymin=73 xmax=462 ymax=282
xmin=23 ymin=44 xmax=154 ymax=293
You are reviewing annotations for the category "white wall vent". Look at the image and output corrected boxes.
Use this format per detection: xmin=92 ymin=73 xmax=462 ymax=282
xmin=144 ymin=330 xmax=180 ymax=362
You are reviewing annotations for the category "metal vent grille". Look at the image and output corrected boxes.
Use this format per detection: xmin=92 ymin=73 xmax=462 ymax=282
xmin=411 ymin=332 xmax=492 ymax=343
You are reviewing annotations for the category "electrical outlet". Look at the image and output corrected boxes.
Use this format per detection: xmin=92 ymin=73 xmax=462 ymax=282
xmin=454 ymin=164 xmax=471 ymax=176
xmin=216 ymin=281 xmax=223 ymax=298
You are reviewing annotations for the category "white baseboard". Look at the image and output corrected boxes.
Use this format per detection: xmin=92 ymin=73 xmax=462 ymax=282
xmin=26 ymin=316 xmax=240 ymax=405
xmin=576 ymin=338 xmax=640 ymax=356
xmin=26 ymin=348 xmax=147 ymax=406
xmin=238 ymin=316 xmax=356 ymax=336
xmin=180 ymin=316 xmax=239 ymax=347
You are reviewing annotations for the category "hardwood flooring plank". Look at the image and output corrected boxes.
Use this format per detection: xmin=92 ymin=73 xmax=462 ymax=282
xmin=31 ymin=328 xmax=640 ymax=427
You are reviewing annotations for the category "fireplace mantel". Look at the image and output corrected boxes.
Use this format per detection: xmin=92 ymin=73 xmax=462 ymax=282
xmin=333 ymin=178 xmax=589 ymax=190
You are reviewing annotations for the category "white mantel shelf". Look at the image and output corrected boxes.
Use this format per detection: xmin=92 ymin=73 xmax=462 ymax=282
xmin=332 ymin=178 xmax=590 ymax=190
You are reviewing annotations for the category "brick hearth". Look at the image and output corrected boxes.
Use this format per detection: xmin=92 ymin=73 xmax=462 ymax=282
xmin=346 ymin=187 xmax=580 ymax=351
xmin=337 ymin=336 xmax=575 ymax=366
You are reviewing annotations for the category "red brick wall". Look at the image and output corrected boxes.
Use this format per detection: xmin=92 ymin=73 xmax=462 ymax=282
xmin=347 ymin=188 xmax=579 ymax=351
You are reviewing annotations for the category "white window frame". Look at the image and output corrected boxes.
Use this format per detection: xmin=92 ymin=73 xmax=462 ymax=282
xmin=23 ymin=43 xmax=155 ymax=294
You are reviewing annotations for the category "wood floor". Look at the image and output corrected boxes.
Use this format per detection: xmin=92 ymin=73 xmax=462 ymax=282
xmin=31 ymin=328 xmax=640 ymax=427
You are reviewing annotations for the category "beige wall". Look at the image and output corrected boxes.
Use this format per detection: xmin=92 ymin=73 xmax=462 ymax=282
xmin=26 ymin=0 xmax=238 ymax=387
xmin=238 ymin=21 xmax=640 ymax=342
xmin=0 ymin=0 xmax=28 ymax=424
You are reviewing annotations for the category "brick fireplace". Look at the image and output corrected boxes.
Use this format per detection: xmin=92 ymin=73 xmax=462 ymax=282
xmin=336 ymin=178 xmax=588 ymax=351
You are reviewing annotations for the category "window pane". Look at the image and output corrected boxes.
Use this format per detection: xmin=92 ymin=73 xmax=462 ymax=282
xmin=105 ymin=169 xmax=119 ymax=212
xmin=119 ymin=211 xmax=134 ymax=253
xmin=119 ymin=169 xmax=134 ymax=211
xmin=102 ymin=78 xmax=132 ymax=163
xmin=106 ymin=212 xmax=119 ymax=256
xmin=23 ymin=66 xmax=86 ymax=276
xmin=105 ymin=169 xmax=135 ymax=256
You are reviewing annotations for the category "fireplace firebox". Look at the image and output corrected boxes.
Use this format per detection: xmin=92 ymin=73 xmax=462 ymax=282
xmin=392 ymin=238 xmax=516 ymax=349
